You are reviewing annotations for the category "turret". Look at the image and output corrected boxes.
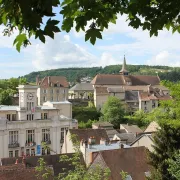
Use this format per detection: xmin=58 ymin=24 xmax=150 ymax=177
xmin=120 ymin=55 xmax=129 ymax=75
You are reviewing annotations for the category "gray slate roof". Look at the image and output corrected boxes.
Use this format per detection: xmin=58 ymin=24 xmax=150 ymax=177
xmin=115 ymin=133 xmax=136 ymax=144
xmin=125 ymin=91 xmax=139 ymax=101
xmin=92 ymin=122 xmax=113 ymax=127
xmin=121 ymin=124 xmax=143 ymax=134
xmin=69 ymin=83 xmax=93 ymax=91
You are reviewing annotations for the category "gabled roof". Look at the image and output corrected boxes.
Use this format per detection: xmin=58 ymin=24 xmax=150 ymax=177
xmin=91 ymin=74 xmax=125 ymax=85
xmin=39 ymin=76 xmax=69 ymax=88
xmin=144 ymin=121 xmax=160 ymax=132
xmin=91 ymin=74 xmax=160 ymax=86
xmin=114 ymin=133 xmax=136 ymax=143
xmin=128 ymin=75 xmax=160 ymax=85
xmin=130 ymin=133 xmax=153 ymax=146
xmin=120 ymin=124 xmax=143 ymax=134
xmin=69 ymin=83 xmax=93 ymax=91
xmin=90 ymin=146 xmax=150 ymax=180
xmin=69 ymin=129 xmax=109 ymax=144
xmin=0 ymin=153 xmax=85 ymax=178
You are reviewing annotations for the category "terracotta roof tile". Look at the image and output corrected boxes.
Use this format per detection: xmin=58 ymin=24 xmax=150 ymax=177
xmin=39 ymin=76 xmax=69 ymax=88
xmin=90 ymin=146 xmax=150 ymax=180
xmin=69 ymin=129 xmax=109 ymax=144
xmin=128 ymin=75 xmax=160 ymax=85
xmin=91 ymin=74 xmax=160 ymax=86
xmin=91 ymin=74 xmax=125 ymax=85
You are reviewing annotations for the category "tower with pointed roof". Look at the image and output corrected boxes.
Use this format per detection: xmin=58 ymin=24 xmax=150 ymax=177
xmin=119 ymin=55 xmax=129 ymax=75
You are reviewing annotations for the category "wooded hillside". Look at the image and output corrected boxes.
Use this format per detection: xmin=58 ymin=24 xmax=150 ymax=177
xmin=23 ymin=64 xmax=180 ymax=83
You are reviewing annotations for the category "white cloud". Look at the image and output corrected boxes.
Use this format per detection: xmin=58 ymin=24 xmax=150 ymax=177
xmin=32 ymin=34 xmax=99 ymax=70
xmin=64 ymin=35 xmax=70 ymax=42
xmin=146 ymin=51 xmax=180 ymax=67
xmin=96 ymin=53 xmax=122 ymax=67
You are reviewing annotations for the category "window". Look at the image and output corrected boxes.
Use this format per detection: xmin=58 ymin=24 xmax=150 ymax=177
xmin=57 ymin=96 xmax=59 ymax=101
xmin=27 ymin=102 xmax=34 ymax=111
xmin=61 ymin=128 xmax=65 ymax=141
xmin=9 ymin=131 xmax=18 ymax=144
xmin=12 ymin=114 xmax=16 ymax=121
xmin=41 ymin=113 xmax=48 ymax=120
xmin=42 ymin=129 xmax=50 ymax=142
xmin=47 ymin=148 xmax=50 ymax=155
xmin=61 ymin=127 xmax=68 ymax=141
xmin=15 ymin=150 xmax=19 ymax=157
xmin=56 ymin=89 xmax=59 ymax=93
xmin=51 ymin=89 xmax=53 ymax=93
xmin=43 ymin=96 xmax=47 ymax=102
xmin=27 ymin=114 xmax=33 ymax=120
xmin=26 ymin=149 xmax=30 ymax=156
xmin=42 ymin=147 xmax=50 ymax=155
xmin=31 ymin=148 xmax=35 ymax=156
xmin=26 ymin=130 xmax=35 ymax=143
xmin=43 ymin=89 xmax=47 ymax=93
xmin=144 ymin=101 xmax=147 ymax=105
xmin=42 ymin=148 xmax=45 ymax=155
xmin=9 ymin=151 xmax=13 ymax=157
xmin=7 ymin=114 xmax=11 ymax=121
xmin=51 ymin=96 xmax=53 ymax=101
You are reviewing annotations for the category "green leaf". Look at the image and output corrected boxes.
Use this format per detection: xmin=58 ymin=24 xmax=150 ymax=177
xmin=13 ymin=34 xmax=27 ymax=52
xmin=85 ymin=28 xmax=102 ymax=45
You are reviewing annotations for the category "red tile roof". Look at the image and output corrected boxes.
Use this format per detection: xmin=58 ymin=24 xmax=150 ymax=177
xmin=91 ymin=74 xmax=160 ymax=86
xmin=69 ymin=129 xmax=109 ymax=144
xmin=90 ymin=146 xmax=150 ymax=180
xmin=39 ymin=76 xmax=69 ymax=88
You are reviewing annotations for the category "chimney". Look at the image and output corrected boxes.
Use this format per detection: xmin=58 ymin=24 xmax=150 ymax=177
xmin=88 ymin=137 xmax=96 ymax=145
xmin=121 ymin=144 xmax=124 ymax=149
xmin=15 ymin=159 xmax=18 ymax=165
xmin=48 ymin=76 xmax=50 ymax=85
xmin=36 ymin=75 xmax=39 ymax=85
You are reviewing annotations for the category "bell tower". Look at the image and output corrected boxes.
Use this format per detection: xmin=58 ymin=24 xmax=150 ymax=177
xmin=120 ymin=55 xmax=129 ymax=76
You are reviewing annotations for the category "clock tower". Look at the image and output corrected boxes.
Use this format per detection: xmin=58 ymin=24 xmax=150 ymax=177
xmin=18 ymin=85 xmax=38 ymax=109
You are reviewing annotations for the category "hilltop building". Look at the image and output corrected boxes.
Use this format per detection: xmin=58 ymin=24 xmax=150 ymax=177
xmin=36 ymin=76 xmax=69 ymax=105
xmin=0 ymin=85 xmax=77 ymax=159
xmin=91 ymin=56 xmax=171 ymax=112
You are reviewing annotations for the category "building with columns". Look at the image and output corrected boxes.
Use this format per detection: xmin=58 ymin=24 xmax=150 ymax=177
xmin=0 ymin=85 xmax=77 ymax=159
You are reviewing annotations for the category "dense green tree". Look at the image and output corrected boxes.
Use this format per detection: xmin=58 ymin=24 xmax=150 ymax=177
xmin=1 ymin=0 xmax=180 ymax=51
xmin=101 ymin=96 xmax=125 ymax=127
xmin=0 ymin=90 xmax=12 ymax=105
xmin=149 ymin=124 xmax=180 ymax=180
xmin=146 ymin=81 xmax=180 ymax=180
xmin=23 ymin=65 xmax=180 ymax=84
xmin=168 ymin=151 xmax=180 ymax=180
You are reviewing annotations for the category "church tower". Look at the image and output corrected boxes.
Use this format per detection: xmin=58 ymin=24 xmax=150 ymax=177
xmin=119 ymin=55 xmax=129 ymax=75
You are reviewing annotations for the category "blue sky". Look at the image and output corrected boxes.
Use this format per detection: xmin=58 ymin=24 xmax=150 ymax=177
xmin=0 ymin=14 xmax=180 ymax=79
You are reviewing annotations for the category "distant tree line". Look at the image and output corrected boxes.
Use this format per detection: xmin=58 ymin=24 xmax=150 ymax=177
xmin=23 ymin=64 xmax=179 ymax=83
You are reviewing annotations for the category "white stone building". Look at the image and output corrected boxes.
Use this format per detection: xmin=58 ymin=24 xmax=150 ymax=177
xmin=0 ymin=85 xmax=77 ymax=159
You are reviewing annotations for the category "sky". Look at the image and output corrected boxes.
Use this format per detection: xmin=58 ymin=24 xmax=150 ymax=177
xmin=1 ymin=14 xmax=180 ymax=79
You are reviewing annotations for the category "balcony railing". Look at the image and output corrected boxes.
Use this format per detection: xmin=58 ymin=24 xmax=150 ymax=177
xmin=8 ymin=142 xmax=19 ymax=148
xmin=41 ymin=140 xmax=51 ymax=145
xmin=25 ymin=142 xmax=36 ymax=147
